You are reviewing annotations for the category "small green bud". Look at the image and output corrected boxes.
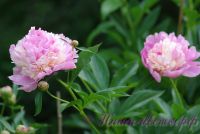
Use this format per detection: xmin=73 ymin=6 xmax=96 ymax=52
xmin=8 ymin=94 xmax=16 ymax=105
xmin=28 ymin=127 xmax=36 ymax=134
xmin=0 ymin=130 xmax=10 ymax=134
xmin=16 ymin=125 xmax=29 ymax=134
xmin=37 ymin=81 xmax=49 ymax=92
xmin=0 ymin=86 xmax=13 ymax=98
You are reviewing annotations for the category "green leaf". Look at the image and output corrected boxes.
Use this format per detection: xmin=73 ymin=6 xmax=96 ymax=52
xmin=60 ymin=99 xmax=83 ymax=111
xmin=97 ymin=86 xmax=130 ymax=99
xmin=118 ymin=90 xmax=164 ymax=115
xmin=90 ymin=55 xmax=110 ymax=89
xmin=60 ymin=103 xmax=69 ymax=112
xmin=109 ymin=98 xmax=120 ymax=114
xmin=14 ymin=109 xmax=25 ymax=125
xmin=154 ymin=98 xmax=171 ymax=118
xmin=87 ymin=22 xmax=114 ymax=45
xmin=79 ymin=55 xmax=110 ymax=91
xmin=83 ymin=93 xmax=108 ymax=107
xmin=141 ymin=0 xmax=158 ymax=12
xmin=111 ymin=61 xmax=139 ymax=86
xmin=0 ymin=117 xmax=15 ymax=133
xmin=70 ymin=44 xmax=100 ymax=82
xmin=171 ymin=103 xmax=186 ymax=119
xmin=101 ymin=0 xmax=123 ymax=19
xmin=139 ymin=7 xmax=160 ymax=35
xmin=34 ymin=92 xmax=43 ymax=116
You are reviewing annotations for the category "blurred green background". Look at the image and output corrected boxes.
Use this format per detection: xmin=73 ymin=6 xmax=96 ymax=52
xmin=0 ymin=0 xmax=200 ymax=133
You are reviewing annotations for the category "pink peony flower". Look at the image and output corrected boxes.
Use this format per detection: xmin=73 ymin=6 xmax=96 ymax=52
xmin=9 ymin=27 xmax=78 ymax=92
xmin=141 ymin=32 xmax=200 ymax=82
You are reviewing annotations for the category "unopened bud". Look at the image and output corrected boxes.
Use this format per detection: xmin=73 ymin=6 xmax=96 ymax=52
xmin=28 ymin=127 xmax=35 ymax=134
xmin=16 ymin=125 xmax=29 ymax=134
xmin=0 ymin=86 xmax=12 ymax=98
xmin=0 ymin=130 xmax=10 ymax=134
xmin=37 ymin=81 xmax=49 ymax=92
xmin=71 ymin=40 xmax=79 ymax=47
xmin=8 ymin=94 xmax=16 ymax=105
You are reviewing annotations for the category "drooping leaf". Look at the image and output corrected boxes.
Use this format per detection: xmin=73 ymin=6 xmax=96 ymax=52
xmin=34 ymin=92 xmax=43 ymax=116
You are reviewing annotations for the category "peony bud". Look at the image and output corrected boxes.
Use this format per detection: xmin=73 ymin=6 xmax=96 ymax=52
xmin=0 ymin=130 xmax=10 ymax=134
xmin=27 ymin=127 xmax=35 ymax=134
xmin=0 ymin=86 xmax=12 ymax=98
xmin=71 ymin=40 xmax=79 ymax=47
xmin=16 ymin=125 xmax=35 ymax=134
xmin=16 ymin=125 xmax=29 ymax=134
xmin=8 ymin=94 xmax=16 ymax=105
xmin=37 ymin=81 xmax=49 ymax=92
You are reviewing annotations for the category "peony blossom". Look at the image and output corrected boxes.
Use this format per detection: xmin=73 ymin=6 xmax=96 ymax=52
xmin=9 ymin=27 xmax=78 ymax=92
xmin=141 ymin=32 xmax=200 ymax=82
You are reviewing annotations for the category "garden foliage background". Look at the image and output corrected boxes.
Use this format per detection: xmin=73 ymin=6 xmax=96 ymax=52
xmin=0 ymin=0 xmax=200 ymax=133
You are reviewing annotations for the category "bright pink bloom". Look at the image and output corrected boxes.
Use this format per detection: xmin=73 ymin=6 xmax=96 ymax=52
xmin=9 ymin=27 xmax=78 ymax=92
xmin=141 ymin=32 xmax=200 ymax=82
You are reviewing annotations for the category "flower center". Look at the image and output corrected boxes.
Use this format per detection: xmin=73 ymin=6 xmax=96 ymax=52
xmin=147 ymin=39 xmax=186 ymax=73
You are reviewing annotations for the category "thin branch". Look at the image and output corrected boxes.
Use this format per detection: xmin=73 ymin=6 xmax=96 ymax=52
xmin=56 ymin=91 xmax=63 ymax=134
xmin=177 ymin=0 xmax=184 ymax=34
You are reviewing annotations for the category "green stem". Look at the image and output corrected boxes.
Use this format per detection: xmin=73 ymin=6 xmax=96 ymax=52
xmin=47 ymin=90 xmax=70 ymax=104
xmin=65 ymin=84 xmax=77 ymax=100
xmin=177 ymin=0 xmax=184 ymax=34
xmin=66 ymin=81 xmax=100 ymax=133
xmin=67 ymin=71 xmax=70 ymax=83
xmin=1 ymin=104 xmax=5 ymax=115
xmin=170 ymin=79 xmax=184 ymax=107
xmin=47 ymin=89 xmax=100 ymax=133
xmin=81 ymin=79 xmax=107 ymax=113
xmin=79 ymin=110 xmax=101 ymax=134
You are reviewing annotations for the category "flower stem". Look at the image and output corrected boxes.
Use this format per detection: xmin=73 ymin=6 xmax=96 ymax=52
xmin=177 ymin=0 xmax=184 ymax=34
xmin=47 ymin=90 xmax=70 ymax=104
xmin=170 ymin=79 xmax=184 ymax=108
xmin=1 ymin=104 xmax=5 ymax=115
xmin=66 ymin=86 xmax=77 ymax=100
xmin=81 ymin=79 xmax=107 ymax=113
xmin=56 ymin=91 xmax=63 ymax=134
xmin=79 ymin=110 xmax=101 ymax=134
xmin=66 ymin=82 xmax=101 ymax=134
xmin=47 ymin=90 xmax=100 ymax=133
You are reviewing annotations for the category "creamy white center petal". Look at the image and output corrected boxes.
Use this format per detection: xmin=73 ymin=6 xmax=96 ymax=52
xmin=147 ymin=39 xmax=186 ymax=73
